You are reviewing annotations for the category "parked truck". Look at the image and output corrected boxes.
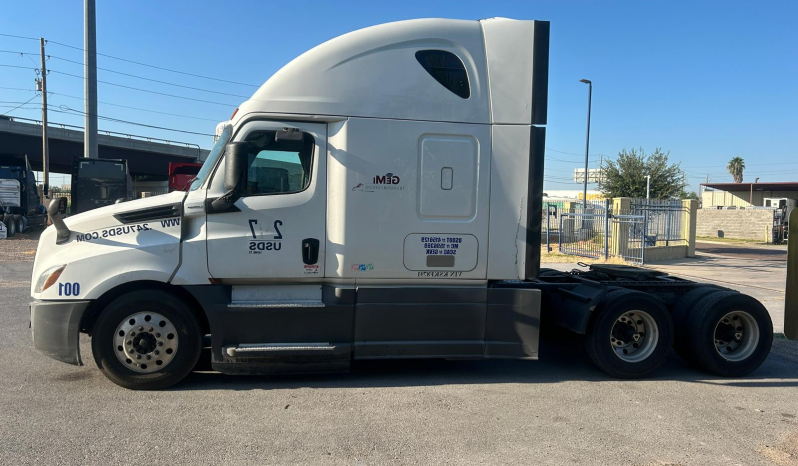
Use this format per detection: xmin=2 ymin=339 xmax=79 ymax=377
xmin=29 ymin=18 xmax=795 ymax=390
xmin=168 ymin=162 xmax=202 ymax=192
xmin=70 ymin=157 xmax=133 ymax=214
xmin=0 ymin=153 xmax=47 ymax=237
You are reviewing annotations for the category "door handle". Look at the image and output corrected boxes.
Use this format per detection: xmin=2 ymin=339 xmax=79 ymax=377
xmin=302 ymin=238 xmax=320 ymax=265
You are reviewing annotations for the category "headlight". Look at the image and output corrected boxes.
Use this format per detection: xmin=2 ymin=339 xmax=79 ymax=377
xmin=34 ymin=264 xmax=67 ymax=293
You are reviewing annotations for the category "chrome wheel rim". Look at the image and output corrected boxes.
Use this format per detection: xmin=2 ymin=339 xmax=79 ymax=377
xmin=610 ymin=310 xmax=659 ymax=363
xmin=714 ymin=311 xmax=759 ymax=362
xmin=113 ymin=312 xmax=178 ymax=373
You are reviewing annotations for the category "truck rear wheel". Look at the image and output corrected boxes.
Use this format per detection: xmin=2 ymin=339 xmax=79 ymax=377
xmin=583 ymin=289 xmax=674 ymax=379
xmin=91 ymin=289 xmax=202 ymax=390
xmin=671 ymin=287 xmax=728 ymax=364
xmin=4 ymin=215 xmax=16 ymax=237
xmin=15 ymin=216 xmax=25 ymax=233
xmin=686 ymin=291 xmax=773 ymax=377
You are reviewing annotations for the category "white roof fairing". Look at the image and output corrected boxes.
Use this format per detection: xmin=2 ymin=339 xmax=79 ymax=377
xmin=238 ymin=18 xmax=542 ymax=126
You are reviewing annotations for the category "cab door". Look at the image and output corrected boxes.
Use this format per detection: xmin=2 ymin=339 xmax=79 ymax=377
xmin=205 ymin=120 xmax=326 ymax=280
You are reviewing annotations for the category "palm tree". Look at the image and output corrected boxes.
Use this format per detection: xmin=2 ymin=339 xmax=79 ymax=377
xmin=727 ymin=156 xmax=745 ymax=183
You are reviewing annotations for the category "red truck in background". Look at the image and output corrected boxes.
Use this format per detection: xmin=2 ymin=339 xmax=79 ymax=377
xmin=168 ymin=162 xmax=202 ymax=192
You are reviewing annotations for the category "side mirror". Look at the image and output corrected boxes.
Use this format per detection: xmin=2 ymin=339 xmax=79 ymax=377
xmin=55 ymin=197 xmax=68 ymax=215
xmin=211 ymin=142 xmax=249 ymax=212
xmin=224 ymin=142 xmax=250 ymax=191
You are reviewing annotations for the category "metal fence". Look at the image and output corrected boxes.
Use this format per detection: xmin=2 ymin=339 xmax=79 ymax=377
xmin=557 ymin=201 xmax=609 ymax=259
xmin=631 ymin=199 xmax=686 ymax=248
xmin=556 ymin=198 xmax=687 ymax=264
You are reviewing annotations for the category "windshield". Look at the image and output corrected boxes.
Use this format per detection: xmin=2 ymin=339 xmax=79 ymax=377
xmin=190 ymin=125 xmax=232 ymax=191
xmin=0 ymin=167 xmax=25 ymax=180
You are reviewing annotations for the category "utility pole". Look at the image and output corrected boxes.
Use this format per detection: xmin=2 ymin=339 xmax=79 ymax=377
xmin=84 ymin=0 xmax=98 ymax=158
xmin=579 ymin=79 xmax=592 ymax=209
xmin=646 ymin=175 xmax=651 ymax=200
xmin=38 ymin=38 xmax=50 ymax=198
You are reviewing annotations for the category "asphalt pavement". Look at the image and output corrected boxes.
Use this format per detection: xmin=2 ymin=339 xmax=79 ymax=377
xmin=2 ymin=260 xmax=798 ymax=465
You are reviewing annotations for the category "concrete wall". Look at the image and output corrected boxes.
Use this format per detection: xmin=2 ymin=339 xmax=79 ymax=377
xmin=643 ymin=245 xmax=689 ymax=262
xmin=696 ymin=209 xmax=773 ymax=241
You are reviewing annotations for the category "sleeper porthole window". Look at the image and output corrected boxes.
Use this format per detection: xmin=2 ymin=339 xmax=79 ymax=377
xmin=415 ymin=50 xmax=471 ymax=99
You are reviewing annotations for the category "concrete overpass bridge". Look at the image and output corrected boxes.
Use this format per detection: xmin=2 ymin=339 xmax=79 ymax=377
xmin=0 ymin=116 xmax=210 ymax=177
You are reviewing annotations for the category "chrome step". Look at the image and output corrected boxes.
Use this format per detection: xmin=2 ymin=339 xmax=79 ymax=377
xmin=227 ymin=301 xmax=325 ymax=309
xmin=224 ymin=342 xmax=337 ymax=358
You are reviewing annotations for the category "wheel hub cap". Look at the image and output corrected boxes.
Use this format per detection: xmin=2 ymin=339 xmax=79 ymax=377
xmin=610 ymin=311 xmax=659 ymax=363
xmin=714 ymin=311 xmax=759 ymax=362
xmin=113 ymin=312 xmax=178 ymax=373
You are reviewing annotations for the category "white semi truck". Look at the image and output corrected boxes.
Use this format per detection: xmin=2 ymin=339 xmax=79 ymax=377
xmin=29 ymin=18 xmax=795 ymax=390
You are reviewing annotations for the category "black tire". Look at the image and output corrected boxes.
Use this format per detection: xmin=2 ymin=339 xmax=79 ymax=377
xmin=4 ymin=215 xmax=16 ymax=237
xmin=583 ymin=289 xmax=674 ymax=379
xmin=16 ymin=216 xmax=25 ymax=233
xmin=671 ymin=287 xmax=728 ymax=364
xmin=686 ymin=291 xmax=773 ymax=377
xmin=92 ymin=289 xmax=202 ymax=390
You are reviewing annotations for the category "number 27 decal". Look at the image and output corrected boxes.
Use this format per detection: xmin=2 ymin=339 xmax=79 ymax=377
xmin=248 ymin=219 xmax=283 ymax=239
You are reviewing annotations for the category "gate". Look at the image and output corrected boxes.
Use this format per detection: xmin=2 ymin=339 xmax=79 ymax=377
xmin=558 ymin=201 xmax=611 ymax=260
xmin=558 ymin=199 xmax=686 ymax=264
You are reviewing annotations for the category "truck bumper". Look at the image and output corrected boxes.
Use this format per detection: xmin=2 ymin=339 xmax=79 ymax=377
xmin=30 ymin=300 xmax=90 ymax=366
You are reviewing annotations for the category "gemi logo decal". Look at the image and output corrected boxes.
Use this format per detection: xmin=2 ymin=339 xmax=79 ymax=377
xmin=352 ymin=172 xmax=406 ymax=192
xmin=373 ymin=173 xmax=401 ymax=185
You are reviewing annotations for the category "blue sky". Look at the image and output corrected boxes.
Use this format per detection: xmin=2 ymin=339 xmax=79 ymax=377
xmin=1 ymin=0 xmax=796 ymax=192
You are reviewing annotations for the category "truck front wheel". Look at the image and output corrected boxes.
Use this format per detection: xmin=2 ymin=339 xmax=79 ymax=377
xmin=686 ymin=291 xmax=773 ymax=377
xmin=4 ymin=215 xmax=16 ymax=237
xmin=583 ymin=289 xmax=674 ymax=379
xmin=91 ymin=290 xmax=202 ymax=390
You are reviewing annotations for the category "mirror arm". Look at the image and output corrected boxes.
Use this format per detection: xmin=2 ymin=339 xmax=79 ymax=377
xmin=47 ymin=199 xmax=71 ymax=244
xmin=210 ymin=189 xmax=240 ymax=212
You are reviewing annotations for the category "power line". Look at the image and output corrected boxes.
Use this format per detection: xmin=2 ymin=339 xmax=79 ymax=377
xmin=49 ymin=91 xmax=220 ymax=122
xmin=48 ymin=55 xmax=250 ymax=98
xmin=0 ymin=93 xmax=38 ymax=116
xmin=0 ymin=86 xmax=36 ymax=92
xmin=0 ymin=33 xmax=39 ymax=41
xmin=51 ymin=104 xmax=214 ymax=136
xmin=0 ymin=49 xmax=37 ymax=55
xmin=47 ymin=39 xmax=259 ymax=88
xmin=49 ymin=69 xmax=237 ymax=107
xmin=546 ymin=147 xmax=607 ymax=158
xmin=0 ymin=63 xmax=36 ymax=71
xmin=0 ymin=102 xmax=215 ymax=136
xmin=1 ymin=86 xmax=221 ymax=122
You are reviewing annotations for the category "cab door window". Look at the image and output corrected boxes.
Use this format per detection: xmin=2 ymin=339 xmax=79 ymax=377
xmin=243 ymin=130 xmax=314 ymax=196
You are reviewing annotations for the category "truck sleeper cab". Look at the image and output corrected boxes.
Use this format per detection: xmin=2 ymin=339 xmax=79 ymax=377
xmin=30 ymin=18 xmax=788 ymax=390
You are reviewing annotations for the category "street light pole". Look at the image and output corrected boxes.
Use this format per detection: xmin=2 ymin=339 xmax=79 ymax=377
xmin=579 ymin=79 xmax=592 ymax=208
xmin=646 ymin=175 xmax=651 ymax=199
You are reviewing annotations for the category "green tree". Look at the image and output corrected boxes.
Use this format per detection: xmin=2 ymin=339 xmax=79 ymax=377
xmin=598 ymin=148 xmax=686 ymax=199
xmin=682 ymin=191 xmax=698 ymax=200
xmin=727 ymin=156 xmax=745 ymax=183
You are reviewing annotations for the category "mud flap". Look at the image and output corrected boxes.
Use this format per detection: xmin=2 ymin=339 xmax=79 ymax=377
xmin=786 ymin=209 xmax=797 ymax=340
xmin=552 ymin=283 xmax=607 ymax=334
